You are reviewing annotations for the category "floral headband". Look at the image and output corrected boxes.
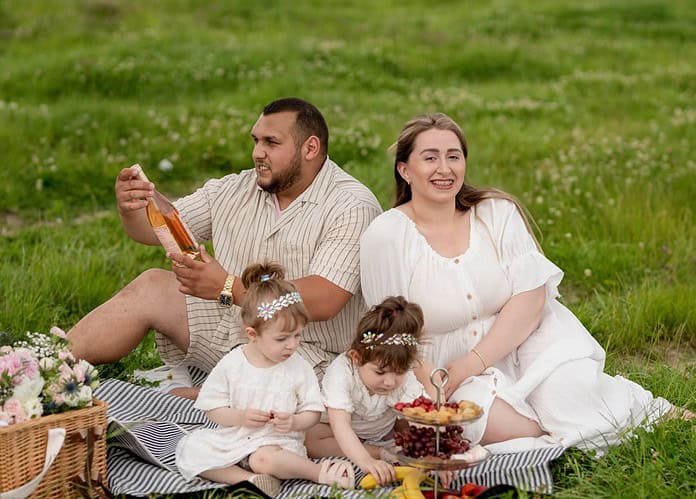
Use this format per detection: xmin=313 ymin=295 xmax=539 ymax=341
xmin=360 ymin=331 xmax=419 ymax=350
xmin=257 ymin=291 xmax=303 ymax=321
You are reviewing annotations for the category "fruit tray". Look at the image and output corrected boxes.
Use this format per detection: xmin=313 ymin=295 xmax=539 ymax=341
xmin=388 ymin=444 xmax=490 ymax=471
xmin=394 ymin=396 xmax=484 ymax=425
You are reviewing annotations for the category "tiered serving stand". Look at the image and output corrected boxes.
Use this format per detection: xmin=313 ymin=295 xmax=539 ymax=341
xmin=387 ymin=368 xmax=490 ymax=499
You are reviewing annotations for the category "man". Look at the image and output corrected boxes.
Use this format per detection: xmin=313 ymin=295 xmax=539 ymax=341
xmin=68 ymin=98 xmax=382 ymax=399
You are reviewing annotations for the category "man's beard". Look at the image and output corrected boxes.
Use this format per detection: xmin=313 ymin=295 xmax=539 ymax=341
xmin=260 ymin=149 xmax=303 ymax=194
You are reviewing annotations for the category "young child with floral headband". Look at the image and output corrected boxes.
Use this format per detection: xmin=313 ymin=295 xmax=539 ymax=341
xmin=176 ymin=261 xmax=355 ymax=496
xmin=305 ymin=296 xmax=435 ymax=486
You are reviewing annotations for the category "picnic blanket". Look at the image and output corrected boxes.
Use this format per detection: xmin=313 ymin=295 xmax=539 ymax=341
xmin=95 ymin=378 xmax=565 ymax=497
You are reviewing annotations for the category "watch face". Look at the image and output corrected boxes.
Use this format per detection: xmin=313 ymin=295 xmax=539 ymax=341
xmin=219 ymin=294 xmax=232 ymax=306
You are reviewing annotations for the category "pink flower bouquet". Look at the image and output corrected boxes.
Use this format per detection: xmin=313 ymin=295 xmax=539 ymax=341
xmin=0 ymin=330 xmax=99 ymax=426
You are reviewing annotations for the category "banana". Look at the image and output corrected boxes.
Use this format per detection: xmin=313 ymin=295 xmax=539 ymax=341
xmin=401 ymin=469 xmax=427 ymax=499
xmin=358 ymin=466 xmax=418 ymax=489
xmin=390 ymin=485 xmax=407 ymax=498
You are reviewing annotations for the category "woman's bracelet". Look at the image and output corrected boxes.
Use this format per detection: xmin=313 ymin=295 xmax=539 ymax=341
xmin=471 ymin=347 xmax=487 ymax=371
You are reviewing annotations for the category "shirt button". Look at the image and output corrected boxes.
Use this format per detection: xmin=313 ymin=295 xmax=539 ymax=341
xmin=491 ymin=390 xmax=497 ymax=395
xmin=473 ymin=331 xmax=478 ymax=336
xmin=454 ymin=258 xmax=460 ymax=264
xmin=472 ymin=315 xmax=478 ymax=320
xmin=466 ymin=293 xmax=473 ymax=300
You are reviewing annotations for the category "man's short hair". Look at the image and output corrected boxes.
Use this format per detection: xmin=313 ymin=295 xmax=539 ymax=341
xmin=263 ymin=98 xmax=329 ymax=156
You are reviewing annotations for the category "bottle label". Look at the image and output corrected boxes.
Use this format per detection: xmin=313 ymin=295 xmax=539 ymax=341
xmin=152 ymin=226 xmax=181 ymax=256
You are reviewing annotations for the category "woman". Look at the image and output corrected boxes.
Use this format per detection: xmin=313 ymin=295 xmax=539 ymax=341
xmin=360 ymin=113 xmax=691 ymax=454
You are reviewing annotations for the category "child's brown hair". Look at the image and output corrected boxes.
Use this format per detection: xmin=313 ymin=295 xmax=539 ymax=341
xmin=240 ymin=261 xmax=309 ymax=334
xmin=349 ymin=296 xmax=424 ymax=373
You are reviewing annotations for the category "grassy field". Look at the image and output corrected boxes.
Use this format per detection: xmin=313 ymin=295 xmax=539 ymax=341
xmin=1 ymin=0 xmax=694 ymax=497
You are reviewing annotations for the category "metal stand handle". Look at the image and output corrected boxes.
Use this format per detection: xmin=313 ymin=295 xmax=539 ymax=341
xmin=429 ymin=367 xmax=449 ymax=499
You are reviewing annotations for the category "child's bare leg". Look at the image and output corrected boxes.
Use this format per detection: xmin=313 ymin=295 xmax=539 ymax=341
xmin=305 ymin=423 xmax=345 ymax=458
xmin=364 ymin=443 xmax=382 ymax=459
xmin=200 ymin=464 xmax=253 ymax=484
xmin=305 ymin=423 xmax=384 ymax=460
xmin=250 ymin=445 xmax=321 ymax=481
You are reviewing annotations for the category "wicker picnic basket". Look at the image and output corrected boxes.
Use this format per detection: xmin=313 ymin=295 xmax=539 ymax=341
xmin=0 ymin=399 xmax=108 ymax=498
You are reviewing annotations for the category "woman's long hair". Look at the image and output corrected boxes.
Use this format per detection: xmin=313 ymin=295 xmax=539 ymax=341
xmin=391 ymin=113 xmax=541 ymax=250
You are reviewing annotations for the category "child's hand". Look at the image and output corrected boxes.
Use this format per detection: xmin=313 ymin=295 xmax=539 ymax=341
xmin=271 ymin=411 xmax=295 ymax=433
xmin=359 ymin=458 xmax=395 ymax=486
xmin=436 ymin=470 xmax=454 ymax=488
xmin=242 ymin=408 xmax=271 ymax=428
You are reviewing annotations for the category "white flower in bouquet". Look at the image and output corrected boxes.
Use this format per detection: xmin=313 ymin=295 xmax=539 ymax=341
xmin=13 ymin=376 xmax=44 ymax=402
xmin=39 ymin=356 xmax=56 ymax=371
xmin=24 ymin=397 xmax=44 ymax=419
xmin=79 ymin=385 xmax=93 ymax=404
xmin=12 ymin=375 xmax=45 ymax=418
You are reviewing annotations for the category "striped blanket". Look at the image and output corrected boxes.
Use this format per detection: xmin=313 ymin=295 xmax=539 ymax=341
xmin=95 ymin=379 xmax=564 ymax=497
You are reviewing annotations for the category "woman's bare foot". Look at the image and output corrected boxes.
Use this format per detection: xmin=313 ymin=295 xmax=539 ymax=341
xmin=666 ymin=406 xmax=694 ymax=421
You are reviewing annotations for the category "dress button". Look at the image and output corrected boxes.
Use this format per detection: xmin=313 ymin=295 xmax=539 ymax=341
xmin=454 ymin=258 xmax=460 ymax=264
xmin=466 ymin=293 xmax=473 ymax=300
xmin=491 ymin=390 xmax=497 ymax=395
xmin=473 ymin=331 xmax=478 ymax=336
xmin=472 ymin=315 xmax=478 ymax=320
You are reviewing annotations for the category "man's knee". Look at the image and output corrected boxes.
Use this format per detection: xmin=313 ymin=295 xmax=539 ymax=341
xmin=119 ymin=269 xmax=181 ymax=312
xmin=126 ymin=268 xmax=172 ymax=294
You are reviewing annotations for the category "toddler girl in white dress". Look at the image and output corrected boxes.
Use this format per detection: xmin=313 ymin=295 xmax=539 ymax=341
xmin=306 ymin=296 xmax=433 ymax=486
xmin=176 ymin=262 xmax=355 ymax=496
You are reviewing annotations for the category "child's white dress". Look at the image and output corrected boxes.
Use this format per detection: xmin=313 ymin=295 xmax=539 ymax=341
xmin=321 ymin=353 xmax=424 ymax=443
xmin=176 ymin=348 xmax=324 ymax=481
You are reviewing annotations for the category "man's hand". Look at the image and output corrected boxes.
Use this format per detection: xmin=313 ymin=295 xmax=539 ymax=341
xmin=169 ymin=245 xmax=227 ymax=299
xmin=242 ymin=409 xmax=272 ymax=428
xmin=115 ymin=166 xmax=152 ymax=215
xmin=271 ymin=412 xmax=295 ymax=433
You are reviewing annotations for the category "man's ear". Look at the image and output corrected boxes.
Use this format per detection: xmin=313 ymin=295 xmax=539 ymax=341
xmin=245 ymin=326 xmax=258 ymax=342
xmin=302 ymin=135 xmax=321 ymax=161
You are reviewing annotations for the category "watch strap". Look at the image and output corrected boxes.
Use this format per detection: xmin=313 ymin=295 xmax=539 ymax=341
xmin=218 ymin=274 xmax=235 ymax=307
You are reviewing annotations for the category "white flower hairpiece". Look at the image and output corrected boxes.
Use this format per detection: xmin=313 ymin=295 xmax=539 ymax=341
xmin=257 ymin=291 xmax=303 ymax=321
xmin=360 ymin=331 xmax=419 ymax=350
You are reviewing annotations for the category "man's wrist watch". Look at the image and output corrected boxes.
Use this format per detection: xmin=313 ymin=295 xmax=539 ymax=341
xmin=218 ymin=274 xmax=235 ymax=307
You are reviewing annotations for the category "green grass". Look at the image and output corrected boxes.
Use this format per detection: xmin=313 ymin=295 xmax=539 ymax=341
xmin=1 ymin=0 xmax=694 ymax=497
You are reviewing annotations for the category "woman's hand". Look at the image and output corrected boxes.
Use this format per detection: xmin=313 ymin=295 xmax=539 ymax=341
xmin=358 ymin=457 xmax=396 ymax=486
xmin=271 ymin=412 xmax=295 ymax=433
xmin=443 ymin=358 xmax=474 ymax=400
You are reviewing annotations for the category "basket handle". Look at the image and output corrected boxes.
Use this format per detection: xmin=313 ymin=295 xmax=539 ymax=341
xmin=0 ymin=428 xmax=65 ymax=499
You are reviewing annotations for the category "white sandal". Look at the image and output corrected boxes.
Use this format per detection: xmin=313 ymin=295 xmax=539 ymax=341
xmin=317 ymin=460 xmax=355 ymax=489
xmin=248 ymin=473 xmax=281 ymax=497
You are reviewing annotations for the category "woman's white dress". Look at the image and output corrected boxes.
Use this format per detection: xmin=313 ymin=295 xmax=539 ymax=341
xmin=360 ymin=198 xmax=672 ymax=454
xmin=176 ymin=348 xmax=324 ymax=481
xmin=321 ymin=353 xmax=425 ymax=443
